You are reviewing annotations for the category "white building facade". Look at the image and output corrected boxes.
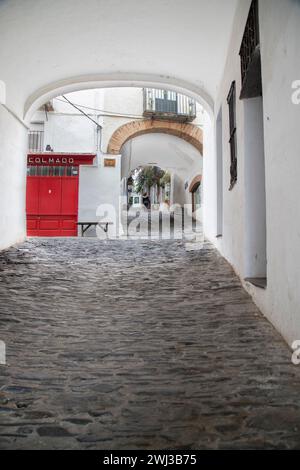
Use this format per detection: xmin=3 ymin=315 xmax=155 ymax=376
xmin=28 ymin=87 xmax=204 ymax=232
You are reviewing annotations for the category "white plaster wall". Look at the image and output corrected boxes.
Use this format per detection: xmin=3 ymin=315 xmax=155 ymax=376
xmin=93 ymin=88 xmax=204 ymax=153
xmin=215 ymin=107 xmax=223 ymax=236
xmin=44 ymin=114 xmax=97 ymax=153
xmin=0 ymin=106 xmax=27 ymax=249
xmin=31 ymin=90 xmax=103 ymax=152
xmin=31 ymin=88 xmax=204 ymax=154
xmin=208 ymin=0 xmax=300 ymax=346
xmin=202 ymin=110 xmax=218 ymax=240
xmin=53 ymin=90 xmax=104 ymax=114
xmin=29 ymin=88 xmax=203 ymax=237
xmin=243 ymin=96 xmax=266 ymax=278
xmin=0 ymin=0 xmax=299 ymax=351
xmin=207 ymin=0 xmax=255 ymax=278
xmin=256 ymin=0 xmax=300 ymax=345
xmin=78 ymin=155 xmax=121 ymax=236
xmin=0 ymin=0 xmax=236 ymax=253
xmin=100 ymin=87 xmax=144 ymax=152
xmin=0 ymin=0 xmax=239 ymax=117
xmin=121 ymin=133 xmax=203 ymax=207
xmin=64 ymin=87 xmax=204 ymax=154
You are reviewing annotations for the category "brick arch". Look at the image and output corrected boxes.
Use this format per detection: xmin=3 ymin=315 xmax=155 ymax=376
xmin=107 ymin=119 xmax=203 ymax=155
xmin=189 ymin=174 xmax=202 ymax=192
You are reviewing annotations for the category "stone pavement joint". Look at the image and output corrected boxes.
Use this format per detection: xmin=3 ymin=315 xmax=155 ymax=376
xmin=0 ymin=238 xmax=299 ymax=449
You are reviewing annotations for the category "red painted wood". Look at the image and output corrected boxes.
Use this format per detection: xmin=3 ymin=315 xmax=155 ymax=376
xmin=39 ymin=178 xmax=62 ymax=215
xmin=26 ymin=176 xmax=79 ymax=237
xmin=61 ymin=177 xmax=78 ymax=215
xmin=26 ymin=177 xmax=39 ymax=214
xmin=26 ymin=152 xmax=94 ymax=237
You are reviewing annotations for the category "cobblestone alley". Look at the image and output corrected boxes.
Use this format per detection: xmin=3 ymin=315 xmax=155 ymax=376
xmin=0 ymin=238 xmax=300 ymax=449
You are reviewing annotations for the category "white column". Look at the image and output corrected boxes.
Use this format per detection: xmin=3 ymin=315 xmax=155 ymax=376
xmin=0 ymin=105 xmax=27 ymax=250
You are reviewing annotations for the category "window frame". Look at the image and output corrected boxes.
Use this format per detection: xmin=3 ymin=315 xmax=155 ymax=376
xmin=227 ymin=81 xmax=237 ymax=190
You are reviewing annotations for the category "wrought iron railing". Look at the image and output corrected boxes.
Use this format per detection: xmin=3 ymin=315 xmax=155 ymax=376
xmin=28 ymin=130 xmax=44 ymax=152
xmin=143 ymin=88 xmax=196 ymax=121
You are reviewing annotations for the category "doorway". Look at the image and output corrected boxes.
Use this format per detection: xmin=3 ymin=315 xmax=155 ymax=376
xmin=26 ymin=153 xmax=94 ymax=236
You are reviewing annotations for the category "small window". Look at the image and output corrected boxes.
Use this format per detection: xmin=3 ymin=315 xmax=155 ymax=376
xmin=227 ymin=81 xmax=237 ymax=190
xmin=192 ymin=183 xmax=201 ymax=211
xmin=44 ymin=166 xmax=49 ymax=176
xmin=27 ymin=166 xmax=38 ymax=176
xmin=239 ymin=0 xmax=261 ymax=99
xmin=65 ymin=166 xmax=78 ymax=176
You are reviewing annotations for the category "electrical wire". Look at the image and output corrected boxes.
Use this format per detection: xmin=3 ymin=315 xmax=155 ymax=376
xmin=56 ymin=96 xmax=203 ymax=127
xmin=61 ymin=95 xmax=102 ymax=128
xmin=55 ymin=97 xmax=146 ymax=119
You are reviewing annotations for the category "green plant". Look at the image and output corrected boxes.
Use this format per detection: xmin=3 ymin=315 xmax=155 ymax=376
xmin=134 ymin=166 xmax=165 ymax=194
xmin=160 ymin=171 xmax=171 ymax=188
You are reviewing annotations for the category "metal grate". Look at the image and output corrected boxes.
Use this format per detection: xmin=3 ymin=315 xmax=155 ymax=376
xmin=143 ymin=88 xmax=196 ymax=121
xmin=155 ymin=95 xmax=177 ymax=114
xmin=27 ymin=166 xmax=78 ymax=177
xmin=28 ymin=131 xmax=44 ymax=152
xmin=227 ymin=82 xmax=237 ymax=190
xmin=239 ymin=0 xmax=260 ymax=87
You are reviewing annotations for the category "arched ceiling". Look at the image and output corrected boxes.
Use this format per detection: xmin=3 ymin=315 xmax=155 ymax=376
xmin=122 ymin=133 xmax=203 ymax=175
xmin=0 ymin=0 xmax=239 ymax=120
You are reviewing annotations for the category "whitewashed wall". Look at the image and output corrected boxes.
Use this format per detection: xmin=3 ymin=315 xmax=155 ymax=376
xmin=43 ymin=114 xmax=98 ymax=153
xmin=0 ymin=0 xmax=237 ymax=250
xmin=205 ymin=0 xmax=300 ymax=346
xmin=121 ymin=133 xmax=203 ymax=207
xmin=0 ymin=0 xmax=299 ymax=349
xmin=29 ymin=88 xmax=203 ymax=228
xmin=78 ymin=155 xmax=121 ymax=237
xmin=33 ymin=88 xmax=204 ymax=154
xmin=0 ymin=106 xmax=27 ymax=250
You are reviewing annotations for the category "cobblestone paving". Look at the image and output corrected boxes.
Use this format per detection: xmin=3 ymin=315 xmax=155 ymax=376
xmin=0 ymin=238 xmax=300 ymax=449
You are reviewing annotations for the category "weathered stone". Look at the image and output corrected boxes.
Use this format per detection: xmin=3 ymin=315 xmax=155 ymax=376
xmin=37 ymin=426 xmax=72 ymax=437
xmin=0 ymin=238 xmax=300 ymax=449
xmin=65 ymin=418 xmax=92 ymax=425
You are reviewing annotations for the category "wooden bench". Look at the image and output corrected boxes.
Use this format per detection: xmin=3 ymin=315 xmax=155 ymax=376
xmin=77 ymin=222 xmax=113 ymax=237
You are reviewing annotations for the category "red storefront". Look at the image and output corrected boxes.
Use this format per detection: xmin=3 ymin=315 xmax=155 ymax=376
xmin=26 ymin=153 xmax=95 ymax=237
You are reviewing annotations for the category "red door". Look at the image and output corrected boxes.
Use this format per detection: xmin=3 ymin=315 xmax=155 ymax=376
xmin=61 ymin=177 xmax=78 ymax=235
xmin=26 ymin=176 xmax=79 ymax=236
xmin=39 ymin=178 xmax=62 ymax=215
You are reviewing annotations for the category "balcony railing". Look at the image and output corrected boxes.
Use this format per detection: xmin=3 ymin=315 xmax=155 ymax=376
xmin=28 ymin=130 xmax=44 ymax=152
xmin=143 ymin=88 xmax=196 ymax=122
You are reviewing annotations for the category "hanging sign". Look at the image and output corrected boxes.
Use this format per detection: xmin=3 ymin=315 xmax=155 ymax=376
xmin=27 ymin=153 xmax=95 ymax=166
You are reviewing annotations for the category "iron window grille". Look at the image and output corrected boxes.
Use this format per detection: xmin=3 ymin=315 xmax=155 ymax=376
xmin=143 ymin=88 xmax=196 ymax=122
xmin=28 ymin=130 xmax=44 ymax=152
xmin=239 ymin=0 xmax=262 ymax=98
xmin=227 ymin=81 xmax=237 ymax=190
xmin=26 ymin=166 xmax=78 ymax=177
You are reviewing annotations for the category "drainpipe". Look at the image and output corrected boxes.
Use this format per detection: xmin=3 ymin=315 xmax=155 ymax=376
xmin=96 ymin=121 xmax=103 ymax=166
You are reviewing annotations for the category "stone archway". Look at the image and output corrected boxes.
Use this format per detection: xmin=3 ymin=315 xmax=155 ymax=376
xmin=189 ymin=174 xmax=202 ymax=214
xmin=189 ymin=174 xmax=202 ymax=192
xmin=107 ymin=119 xmax=203 ymax=155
